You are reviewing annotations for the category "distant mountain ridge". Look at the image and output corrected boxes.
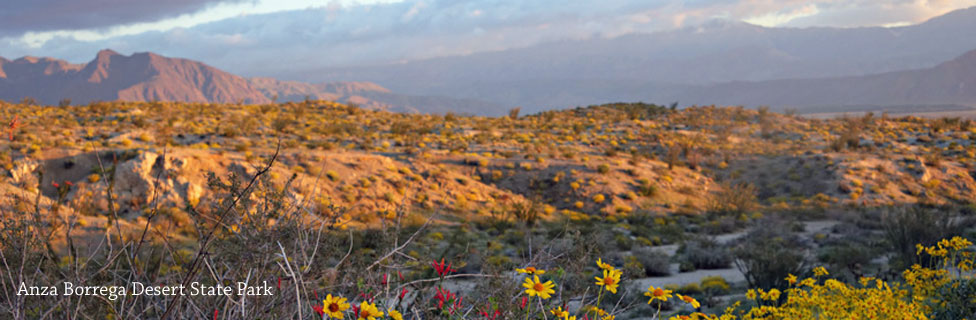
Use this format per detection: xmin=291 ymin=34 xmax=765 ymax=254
xmin=0 ymin=49 xmax=268 ymax=105
xmin=673 ymin=48 xmax=976 ymax=111
xmin=0 ymin=50 xmax=499 ymax=114
xmin=300 ymin=6 xmax=976 ymax=113
xmin=5 ymin=10 xmax=976 ymax=117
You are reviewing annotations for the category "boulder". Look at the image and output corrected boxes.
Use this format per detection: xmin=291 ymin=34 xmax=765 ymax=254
xmin=9 ymin=158 xmax=39 ymax=185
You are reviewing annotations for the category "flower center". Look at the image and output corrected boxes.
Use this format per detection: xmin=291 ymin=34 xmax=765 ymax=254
xmin=604 ymin=278 xmax=615 ymax=285
xmin=533 ymin=283 xmax=545 ymax=291
xmin=328 ymin=303 xmax=340 ymax=312
xmin=654 ymin=288 xmax=664 ymax=296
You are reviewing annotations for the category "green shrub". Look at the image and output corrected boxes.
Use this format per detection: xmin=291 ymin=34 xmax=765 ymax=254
xmin=882 ymin=205 xmax=974 ymax=270
xmin=634 ymin=247 xmax=671 ymax=276
xmin=707 ymin=182 xmax=757 ymax=217
xmin=615 ymin=234 xmax=633 ymax=250
xmin=638 ymin=179 xmax=658 ymax=197
xmin=678 ymin=237 xmax=733 ymax=270
xmin=733 ymin=221 xmax=807 ymax=291
xmin=623 ymin=255 xmax=645 ymax=277
xmin=931 ymin=278 xmax=976 ymax=320
xmin=700 ymin=276 xmax=730 ymax=295
xmin=677 ymin=283 xmax=703 ymax=295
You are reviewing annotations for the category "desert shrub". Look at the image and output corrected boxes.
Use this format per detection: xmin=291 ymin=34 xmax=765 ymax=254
xmin=700 ymin=276 xmax=730 ymax=296
xmin=678 ymin=237 xmax=733 ymax=270
xmin=882 ymin=205 xmax=974 ymax=269
xmin=707 ymin=182 xmax=758 ymax=217
xmin=817 ymin=242 xmax=875 ymax=281
xmin=930 ymin=278 xmax=976 ymax=320
xmin=677 ymin=283 xmax=703 ymax=295
xmin=633 ymin=247 xmax=672 ymax=276
xmin=511 ymin=199 xmax=543 ymax=226
xmin=615 ymin=234 xmax=633 ymax=250
xmin=701 ymin=215 xmax=743 ymax=235
xmin=637 ymin=178 xmax=658 ymax=197
xmin=733 ymin=221 xmax=808 ymax=291
xmin=622 ymin=255 xmax=644 ymax=276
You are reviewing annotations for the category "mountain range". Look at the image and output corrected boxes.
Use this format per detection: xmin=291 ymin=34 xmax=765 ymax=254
xmin=3 ymin=6 xmax=976 ymax=115
xmin=673 ymin=49 xmax=976 ymax=111
xmin=302 ymin=6 xmax=976 ymax=113
xmin=0 ymin=49 xmax=499 ymax=113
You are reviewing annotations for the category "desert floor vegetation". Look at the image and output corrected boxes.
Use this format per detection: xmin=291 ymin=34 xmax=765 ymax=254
xmin=1 ymin=100 xmax=975 ymax=319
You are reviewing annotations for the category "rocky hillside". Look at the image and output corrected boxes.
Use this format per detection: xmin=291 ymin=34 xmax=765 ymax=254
xmin=3 ymin=100 xmax=976 ymax=230
xmin=0 ymin=50 xmax=269 ymax=105
xmin=0 ymin=50 xmax=501 ymax=114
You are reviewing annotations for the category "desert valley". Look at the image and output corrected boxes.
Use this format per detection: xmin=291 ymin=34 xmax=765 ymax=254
xmin=3 ymin=2 xmax=976 ymax=320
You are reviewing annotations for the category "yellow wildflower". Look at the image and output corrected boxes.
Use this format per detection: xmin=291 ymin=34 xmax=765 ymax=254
xmin=595 ymin=268 xmax=622 ymax=294
xmin=550 ymin=306 xmax=569 ymax=318
xmin=813 ymin=266 xmax=829 ymax=277
xmin=745 ymin=289 xmax=757 ymax=300
xmin=590 ymin=307 xmax=608 ymax=316
xmin=523 ymin=275 xmax=556 ymax=299
xmin=356 ymin=301 xmax=383 ymax=320
xmin=596 ymin=258 xmax=615 ymax=271
xmin=761 ymin=288 xmax=781 ymax=301
xmin=516 ymin=266 xmax=546 ymax=275
xmin=322 ymin=294 xmax=350 ymax=319
xmin=677 ymin=293 xmax=701 ymax=308
xmin=644 ymin=285 xmax=672 ymax=303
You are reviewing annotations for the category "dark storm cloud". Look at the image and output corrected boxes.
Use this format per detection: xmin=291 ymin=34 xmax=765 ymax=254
xmin=0 ymin=0 xmax=247 ymax=36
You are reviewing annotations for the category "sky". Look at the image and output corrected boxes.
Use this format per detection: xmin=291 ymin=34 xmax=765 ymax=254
xmin=2 ymin=0 xmax=975 ymax=76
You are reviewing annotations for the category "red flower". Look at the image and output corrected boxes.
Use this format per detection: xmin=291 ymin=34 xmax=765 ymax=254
xmin=359 ymin=292 xmax=374 ymax=302
xmin=399 ymin=288 xmax=409 ymax=300
xmin=479 ymin=303 xmax=501 ymax=320
xmin=312 ymin=305 xmax=324 ymax=317
xmin=520 ymin=296 xmax=528 ymax=309
xmin=52 ymin=182 xmax=59 ymax=188
xmin=433 ymin=287 xmax=456 ymax=309
xmin=432 ymin=258 xmax=455 ymax=277
xmin=450 ymin=295 xmax=464 ymax=315
xmin=382 ymin=273 xmax=388 ymax=286
xmin=64 ymin=181 xmax=73 ymax=187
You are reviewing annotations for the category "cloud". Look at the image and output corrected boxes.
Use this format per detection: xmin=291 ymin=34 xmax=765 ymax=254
xmin=1 ymin=0 xmax=974 ymax=77
xmin=760 ymin=0 xmax=976 ymax=28
xmin=743 ymin=4 xmax=820 ymax=27
xmin=0 ymin=0 xmax=246 ymax=37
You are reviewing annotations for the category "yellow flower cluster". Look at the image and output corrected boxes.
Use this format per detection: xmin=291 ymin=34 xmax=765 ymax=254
xmin=319 ymin=294 xmax=399 ymax=320
xmin=676 ymin=237 xmax=974 ymax=320
xmin=314 ymin=238 xmax=971 ymax=320
xmin=718 ymin=266 xmax=932 ymax=319
xmin=744 ymin=288 xmax=780 ymax=302
xmin=916 ymin=236 xmax=974 ymax=272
